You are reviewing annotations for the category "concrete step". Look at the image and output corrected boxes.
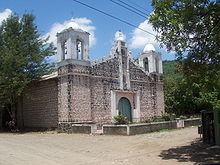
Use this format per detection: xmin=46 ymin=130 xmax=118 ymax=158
xmin=92 ymin=129 xmax=103 ymax=135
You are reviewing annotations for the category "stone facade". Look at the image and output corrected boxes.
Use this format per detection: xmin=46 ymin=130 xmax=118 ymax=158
xmin=17 ymin=28 xmax=165 ymax=129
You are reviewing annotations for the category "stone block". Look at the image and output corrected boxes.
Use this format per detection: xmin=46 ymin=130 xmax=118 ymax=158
xmin=58 ymin=122 xmax=92 ymax=134
xmin=103 ymin=125 xmax=128 ymax=135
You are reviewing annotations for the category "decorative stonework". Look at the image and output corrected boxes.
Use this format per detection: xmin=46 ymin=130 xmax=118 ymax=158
xmin=17 ymin=28 xmax=165 ymax=129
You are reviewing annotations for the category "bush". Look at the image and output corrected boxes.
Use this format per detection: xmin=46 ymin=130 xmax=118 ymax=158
xmin=153 ymin=118 xmax=165 ymax=122
xmin=6 ymin=120 xmax=16 ymax=131
xmin=179 ymin=115 xmax=187 ymax=120
xmin=162 ymin=113 xmax=176 ymax=121
xmin=144 ymin=119 xmax=152 ymax=123
xmin=114 ymin=115 xmax=128 ymax=125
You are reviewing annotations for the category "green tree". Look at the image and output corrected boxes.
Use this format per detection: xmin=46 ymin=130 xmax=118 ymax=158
xmin=163 ymin=60 xmax=182 ymax=114
xmin=0 ymin=13 xmax=55 ymax=124
xmin=150 ymin=0 xmax=220 ymax=111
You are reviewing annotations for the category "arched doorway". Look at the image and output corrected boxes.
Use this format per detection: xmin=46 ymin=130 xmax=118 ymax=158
xmin=118 ymin=97 xmax=132 ymax=122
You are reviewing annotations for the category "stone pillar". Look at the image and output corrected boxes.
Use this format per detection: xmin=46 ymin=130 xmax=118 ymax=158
xmin=83 ymin=36 xmax=90 ymax=60
xmin=65 ymin=37 xmax=72 ymax=59
xmin=119 ymin=55 xmax=123 ymax=90
xmin=57 ymin=40 xmax=63 ymax=62
xmin=159 ymin=56 xmax=163 ymax=74
xmin=111 ymin=91 xmax=117 ymax=122
xmin=126 ymin=56 xmax=131 ymax=89
xmin=132 ymin=92 xmax=141 ymax=122
xmin=148 ymin=55 xmax=156 ymax=73
xmin=58 ymin=75 xmax=69 ymax=122
xmin=139 ymin=57 xmax=144 ymax=68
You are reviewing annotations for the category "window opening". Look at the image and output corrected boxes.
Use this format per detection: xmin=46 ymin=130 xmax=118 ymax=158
xmin=155 ymin=58 xmax=159 ymax=73
xmin=76 ymin=39 xmax=83 ymax=60
xmin=144 ymin=58 xmax=149 ymax=72
xmin=62 ymin=40 xmax=67 ymax=60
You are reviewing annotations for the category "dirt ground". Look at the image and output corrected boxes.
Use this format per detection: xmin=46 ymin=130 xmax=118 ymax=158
xmin=0 ymin=126 xmax=219 ymax=165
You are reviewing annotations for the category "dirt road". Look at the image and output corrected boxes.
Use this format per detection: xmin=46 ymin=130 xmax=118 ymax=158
xmin=0 ymin=126 xmax=219 ymax=165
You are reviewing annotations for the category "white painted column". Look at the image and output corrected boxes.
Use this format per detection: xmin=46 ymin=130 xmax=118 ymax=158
xmin=83 ymin=37 xmax=89 ymax=60
xmin=159 ymin=56 xmax=163 ymax=74
xmin=72 ymin=40 xmax=77 ymax=59
xmin=66 ymin=37 xmax=72 ymax=59
xmin=139 ymin=57 xmax=144 ymax=68
xmin=149 ymin=55 xmax=156 ymax=73
xmin=57 ymin=41 xmax=63 ymax=62
xmin=133 ymin=92 xmax=141 ymax=122
xmin=119 ymin=55 xmax=123 ymax=90
xmin=126 ymin=57 xmax=131 ymax=89
xmin=111 ymin=91 xmax=117 ymax=122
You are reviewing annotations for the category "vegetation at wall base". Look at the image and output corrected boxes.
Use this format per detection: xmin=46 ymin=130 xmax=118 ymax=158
xmin=114 ymin=115 xmax=128 ymax=125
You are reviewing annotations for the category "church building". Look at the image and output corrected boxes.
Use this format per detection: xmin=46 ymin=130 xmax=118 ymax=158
xmin=16 ymin=27 xmax=164 ymax=129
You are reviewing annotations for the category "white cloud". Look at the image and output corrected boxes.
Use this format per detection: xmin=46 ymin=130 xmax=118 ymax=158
xmin=130 ymin=19 xmax=157 ymax=50
xmin=43 ymin=18 xmax=96 ymax=47
xmin=0 ymin=9 xmax=12 ymax=24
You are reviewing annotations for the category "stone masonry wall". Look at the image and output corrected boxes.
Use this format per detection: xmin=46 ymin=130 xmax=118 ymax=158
xmin=90 ymin=57 xmax=164 ymax=123
xmin=91 ymin=56 xmax=119 ymax=78
xmin=129 ymin=60 xmax=164 ymax=121
xmin=129 ymin=62 xmax=149 ymax=81
xmin=57 ymin=56 xmax=164 ymax=125
xmin=90 ymin=77 xmax=120 ymax=123
xmin=21 ymin=79 xmax=58 ymax=128
xmin=91 ymin=57 xmax=120 ymax=123
xmin=70 ymin=75 xmax=92 ymax=122
xmin=58 ymin=64 xmax=92 ymax=123
xmin=155 ymin=82 xmax=165 ymax=117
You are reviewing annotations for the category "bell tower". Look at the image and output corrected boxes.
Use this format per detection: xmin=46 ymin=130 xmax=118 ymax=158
xmin=57 ymin=27 xmax=92 ymax=125
xmin=57 ymin=27 xmax=90 ymax=66
xmin=139 ymin=43 xmax=163 ymax=74
xmin=110 ymin=31 xmax=130 ymax=90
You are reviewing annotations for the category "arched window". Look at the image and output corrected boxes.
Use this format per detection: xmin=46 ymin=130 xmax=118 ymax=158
xmin=121 ymin=49 xmax=125 ymax=55
xmin=62 ymin=40 xmax=67 ymax=60
xmin=76 ymin=39 xmax=83 ymax=60
xmin=143 ymin=58 xmax=149 ymax=72
xmin=155 ymin=58 xmax=159 ymax=73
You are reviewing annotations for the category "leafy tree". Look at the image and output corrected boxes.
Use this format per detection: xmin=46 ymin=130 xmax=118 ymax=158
xmin=0 ymin=13 xmax=55 ymax=125
xmin=150 ymin=0 xmax=220 ymax=111
xmin=150 ymin=0 xmax=219 ymax=62
xmin=163 ymin=60 xmax=220 ymax=115
xmin=163 ymin=60 xmax=182 ymax=114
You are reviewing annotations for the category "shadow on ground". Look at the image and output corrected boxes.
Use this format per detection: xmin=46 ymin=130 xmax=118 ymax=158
xmin=159 ymin=139 xmax=220 ymax=165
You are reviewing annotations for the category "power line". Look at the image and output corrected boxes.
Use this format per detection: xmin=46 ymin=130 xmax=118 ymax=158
xmin=125 ymin=0 xmax=151 ymax=14
xmin=72 ymin=0 xmax=155 ymax=36
xmin=116 ymin=0 xmax=149 ymax=16
xmin=110 ymin=0 xmax=148 ymax=19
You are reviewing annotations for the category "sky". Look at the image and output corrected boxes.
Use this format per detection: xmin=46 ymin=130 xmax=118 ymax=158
xmin=0 ymin=0 xmax=175 ymax=62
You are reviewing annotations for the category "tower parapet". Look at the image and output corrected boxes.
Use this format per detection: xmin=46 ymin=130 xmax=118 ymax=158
xmin=57 ymin=27 xmax=90 ymax=67
xmin=139 ymin=43 xmax=163 ymax=74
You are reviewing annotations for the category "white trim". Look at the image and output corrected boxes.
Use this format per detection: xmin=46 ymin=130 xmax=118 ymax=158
xmin=110 ymin=90 xmax=141 ymax=122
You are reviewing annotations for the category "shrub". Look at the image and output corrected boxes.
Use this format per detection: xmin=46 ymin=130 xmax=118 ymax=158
xmin=153 ymin=118 xmax=165 ymax=122
xmin=145 ymin=119 xmax=152 ymax=123
xmin=114 ymin=115 xmax=128 ymax=125
xmin=179 ymin=115 xmax=187 ymax=120
xmin=162 ymin=113 xmax=176 ymax=121
xmin=6 ymin=120 xmax=15 ymax=131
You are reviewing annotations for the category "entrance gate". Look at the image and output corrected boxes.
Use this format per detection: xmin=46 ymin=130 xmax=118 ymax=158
xmin=118 ymin=97 xmax=132 ymax=122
